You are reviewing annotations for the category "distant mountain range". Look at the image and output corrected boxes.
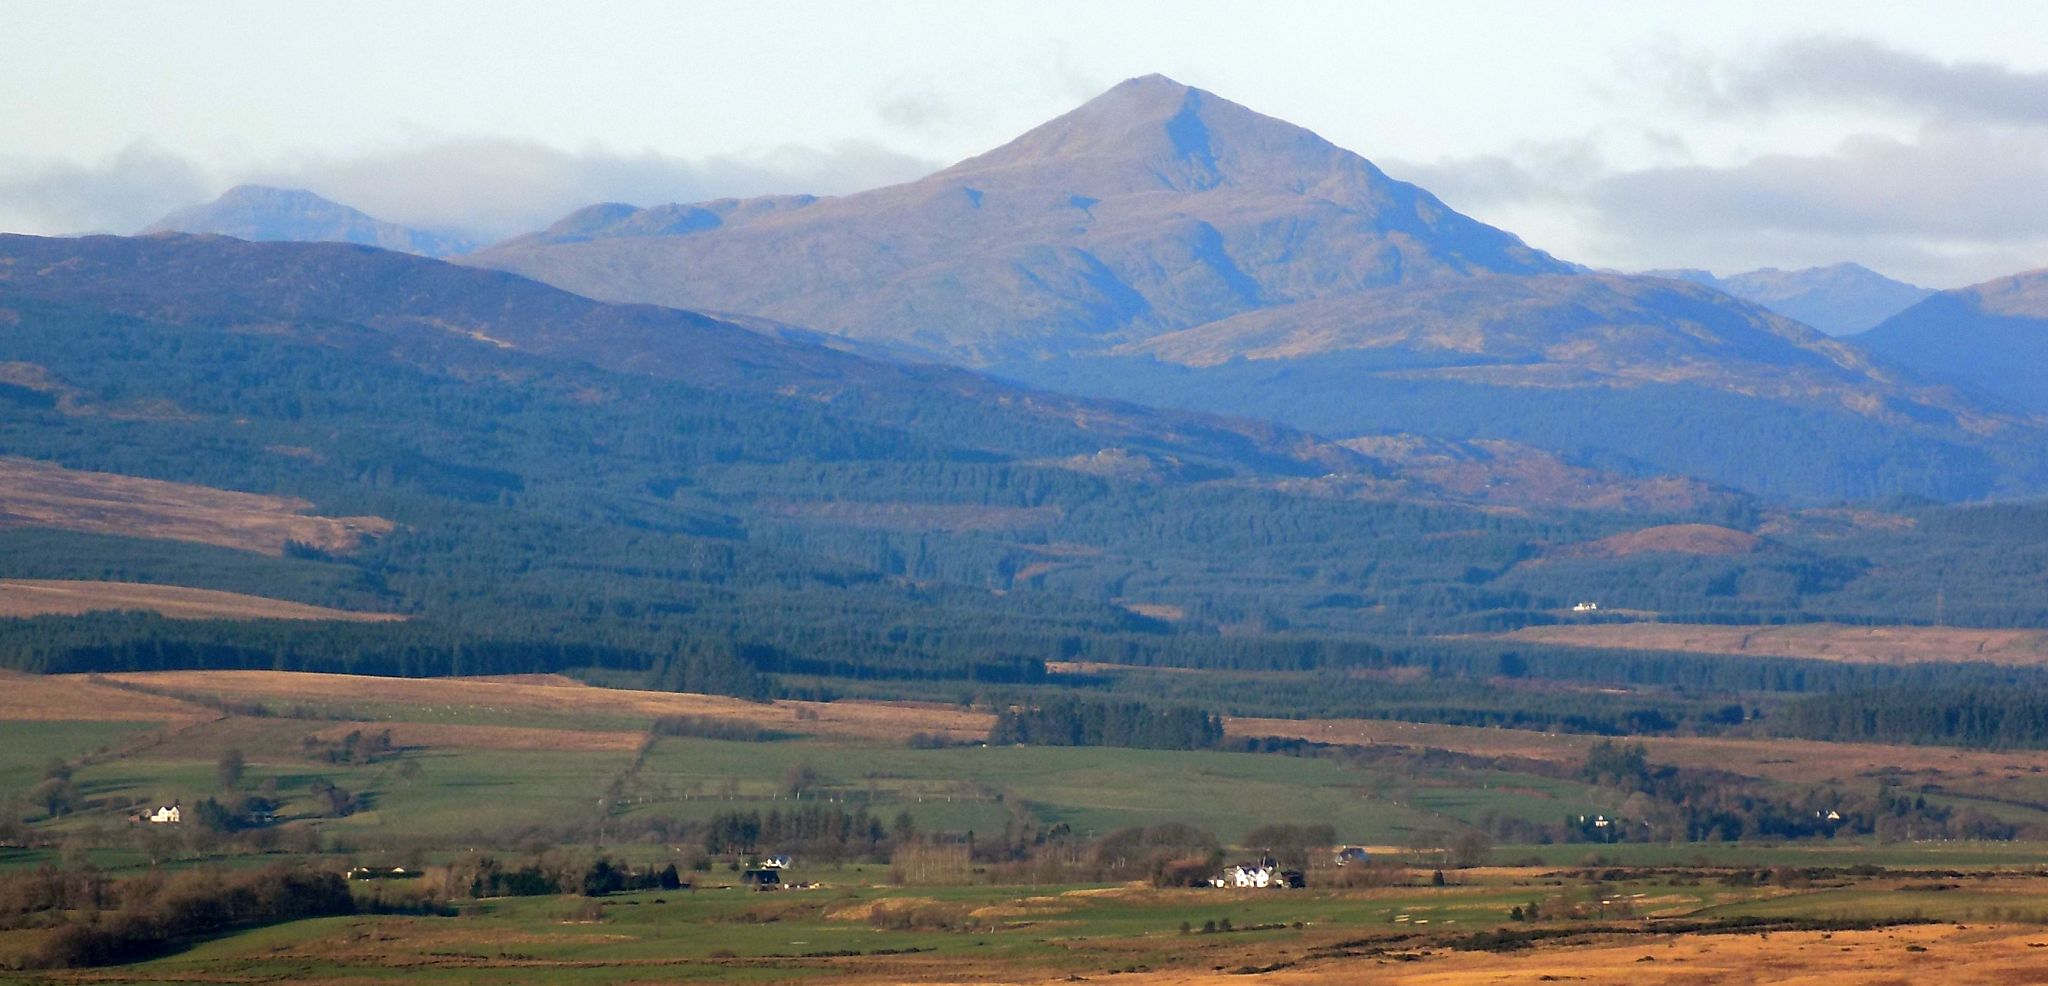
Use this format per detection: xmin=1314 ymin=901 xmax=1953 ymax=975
xmin=1855 ymin=267 xmax=2048 ymax=414
xmin=1645 ymin=264 xmax=1933 ymax=336
xmin=461 ymin=75 xmax=2040 ymax=503
xmin=142 ymin=185 xmax=476 ymax=258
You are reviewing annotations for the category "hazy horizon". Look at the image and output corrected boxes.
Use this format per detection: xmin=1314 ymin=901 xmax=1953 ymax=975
xmin=7 ymin=1 xmax=2048 ymax=287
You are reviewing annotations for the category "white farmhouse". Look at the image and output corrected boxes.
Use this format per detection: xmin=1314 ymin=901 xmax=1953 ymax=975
xmin=1212 ymin=863 xmax=1276 ymax=888
xmin=147 ymin=804 xmax=181 ymax=824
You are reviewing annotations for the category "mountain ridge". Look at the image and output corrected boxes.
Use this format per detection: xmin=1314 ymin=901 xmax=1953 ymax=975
xmin=1644 ymin=263 xmax=1933 ymax=336
xmin=1855 ymin=266 xmax=2048 ymax=413
xmin=142 ymin=185 xmax=477 ymax=258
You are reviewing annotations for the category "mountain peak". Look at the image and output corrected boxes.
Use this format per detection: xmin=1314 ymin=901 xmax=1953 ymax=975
xmin=935 ymin=74 xmax=1350 ymax=195
xmin=142 ymin=185 xmax=475 ymax=258
xmin=469 ymin=75 xmax=1570 ymax=363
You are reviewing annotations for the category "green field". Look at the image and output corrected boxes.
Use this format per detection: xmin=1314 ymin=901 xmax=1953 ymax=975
xmin=629 ymin=738 xmax=1531 ymax=843
xmin=0 ymin=720 xmax=160 ymax=791
xmin=19 ymin=677 xmax=2048 ymax=982
xmin=14 ymin=867 xmax=2048 ymax=985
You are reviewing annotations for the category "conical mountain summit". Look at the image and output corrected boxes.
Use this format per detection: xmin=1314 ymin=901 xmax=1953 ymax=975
xmin=468 ymin=74 xmax=1566 ymax=362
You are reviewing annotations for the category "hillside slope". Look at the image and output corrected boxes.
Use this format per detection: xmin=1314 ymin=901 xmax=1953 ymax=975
xmin=1854 ymin=268 xmax=2048 ymax=413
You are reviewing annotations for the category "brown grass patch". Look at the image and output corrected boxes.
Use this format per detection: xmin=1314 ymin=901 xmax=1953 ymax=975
xmin=95 ymin=671 xmax=995 ymax=742
xmin=1553 ymin=523 xmax=1763 ymax=559
xmin=836 ymin=924 xmax=2048 ymax=986
xmin=0 ymin=456 xmax=393 ymax=554
xmin=825 ymin=897 xmax=946 ymax=922
xmin=1118 ymin=601 xmax=1186 ymax=621
xmin=1494 ymin=622 xmax=2048 ymax=667
xmin=0 ymin=579 xmax=403 ymax=621
xmin=0 ymin=670 xmax=210 ymax=722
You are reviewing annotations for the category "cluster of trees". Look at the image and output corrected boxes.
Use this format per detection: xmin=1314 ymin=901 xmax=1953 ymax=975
xmin=698 ymin=805 xmax=898 ymax=860
xmin=301 ymin=729 xmax=396 ymax=764
xmin=1476 ymin=741 xmax=2019 ymax=845
xmin=439 ymin=854 xmax=682 ymax=899
xmin=1776 ymin=688 xmax=2048 ymax=749
xmin=988 ymin=699 xmax=1223 ymax=750
xmin=6 ymin=864 xmax=353 ymax=969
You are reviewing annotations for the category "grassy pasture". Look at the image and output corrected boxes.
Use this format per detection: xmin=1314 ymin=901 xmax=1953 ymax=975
xmin=0 ymin=720 xmax=160 ymax=791
xmin=17 ymin=873 xmax=2048 ymax=985
xmin=632 ymin=738 xmax=1478 ymax=843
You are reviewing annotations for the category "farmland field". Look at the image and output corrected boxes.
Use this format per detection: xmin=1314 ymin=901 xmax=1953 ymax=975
xmin=13 ymin=669 xmax=2048 ymax=983
xmin=0 ymin=579 xmax=404 ymax=621
xmin=1491 ymin=622 xmax=2048 ymax=667
xmin=10 ymin=872 xmax=2048 ymax=984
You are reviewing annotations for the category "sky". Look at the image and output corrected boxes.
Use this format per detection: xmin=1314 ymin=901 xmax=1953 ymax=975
xmin=5 ymin=0 xmax=2048 ymax=287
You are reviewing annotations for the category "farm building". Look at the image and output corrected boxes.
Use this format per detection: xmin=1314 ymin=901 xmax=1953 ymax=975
xmin=1211 ymin=860 xmax=1304 ymax=889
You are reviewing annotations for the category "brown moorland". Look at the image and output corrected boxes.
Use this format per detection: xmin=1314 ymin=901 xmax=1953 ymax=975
xmin=0 ymin=455 xmax=392 ymax=554
xmin=0 ymin=579 xmax=404 ymax=622
xmin=95 ymin=670 xmax=994 ymax=743
xmin=0 ymin=670 xmax=210 ymax=722
xmin=902 ymin=923 xmax=2048 ymax=986
xmin=48 ymin=668 xmax=2043 ymax=785
xmin=1549 ymin=523 xmax=1764 ymax=559
xmin=1492 ymin=622 xmax=2048 ymax=666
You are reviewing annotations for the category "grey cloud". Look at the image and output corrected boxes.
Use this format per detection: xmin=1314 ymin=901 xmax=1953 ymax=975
xmin=1590 ymin=125 xmax=2048 ymax=242
xmin=256 ymin=138 xmax=942 ymax=242
xmin=0 ymin=138 xmax=941 ymax=244
xmin=0 ymin=143 xmax=210 ymax=236
xmin=1666 ymin=36 xmax=2048 ymax=126
xmin=877 ymin=87 xmax=959 ymax=133
xmin=1389 ymin=123 xmax=2048 ymax=286
xmin=1386 ymin=138 xmax=1603 ymax=210
xmin=1582 ymin=124 xmax=2048 ymax=285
